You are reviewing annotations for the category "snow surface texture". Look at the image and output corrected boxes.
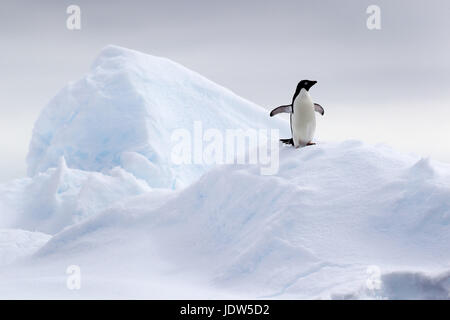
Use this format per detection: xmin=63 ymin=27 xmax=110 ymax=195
xmin=0 ymin=46 xmax=449 ymax=299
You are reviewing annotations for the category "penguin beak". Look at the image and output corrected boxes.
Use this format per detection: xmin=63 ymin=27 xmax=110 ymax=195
xmin=308 ymin=81 xmax=317 ymax=90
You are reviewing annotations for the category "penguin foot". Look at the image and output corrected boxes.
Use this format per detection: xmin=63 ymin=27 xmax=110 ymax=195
xmin=280 ymin=138 xmax=294 ymax=146
xmin=306 ymin=142 xmax=316 ymax=146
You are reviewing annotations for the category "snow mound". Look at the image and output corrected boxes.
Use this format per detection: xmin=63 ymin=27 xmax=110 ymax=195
xmin=377 ymin=270 xmax=450 ymax=299
xmin=27 ymin=45 xmax=286 ymax=188
xmin=26 ymin=141 xmax=450 ymax=299
xmin=334 ymin=269 xmax=450 ymax=300
xmin=0 ymin=157 xmax=151 ymax=234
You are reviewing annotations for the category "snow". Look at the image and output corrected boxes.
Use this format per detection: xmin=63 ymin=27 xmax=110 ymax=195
xmin=0 ymin=229 xmax=50 ymax=267
xmin=0 ymin=46 xmax=449 ymax=299
xmin=0 ymin=156 xmax=151 ymax=234
xmin=26 ymin=45 xmax=286 ymax=189
xmin=19 ymin=141 xmax=447 ymax=299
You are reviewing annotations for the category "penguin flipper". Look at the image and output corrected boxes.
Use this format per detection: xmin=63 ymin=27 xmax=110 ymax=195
xmin=280 ymin=138 xmax=294 ymax=145
xmin=314 ymin=103 xmax=325 ymax=116
xmin=270 ymin=105 xmax=292 ymax=117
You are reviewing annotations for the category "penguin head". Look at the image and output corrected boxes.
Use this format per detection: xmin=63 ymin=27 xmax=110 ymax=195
xmin=296 ymin=80 xmax=317 ymax=92
xmin=292 ymin=80 xmax=317 ymax=103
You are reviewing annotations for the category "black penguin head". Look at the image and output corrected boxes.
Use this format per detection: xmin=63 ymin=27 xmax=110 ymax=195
xmin=296 ymin=80 xmax=317 ymax=92
xmin=292 ymin=80 xmax=317 ymax=103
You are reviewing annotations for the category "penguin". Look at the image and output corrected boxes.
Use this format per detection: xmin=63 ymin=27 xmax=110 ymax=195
xmin=270 ymin=80 xmax=324 ymax=148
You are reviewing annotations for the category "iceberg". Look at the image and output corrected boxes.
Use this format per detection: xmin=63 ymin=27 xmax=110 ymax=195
xmin=1 ymin=46 xmax=449 ymax=299
xmin=26 ymin=45 xmax=287 ymax=188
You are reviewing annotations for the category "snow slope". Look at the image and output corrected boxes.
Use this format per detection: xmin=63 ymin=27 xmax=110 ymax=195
xmin=27 ymin=45 xmax=287 ymax=188
xmin=0 ymin=46 xmax=449 ymax=299
xmin=0 ymin=229 xmax=50 ymax=267
xmin=0 ymin=157 xmax=151 ymax=234
xmin=2 ymin=141 xmax=449 ymax=299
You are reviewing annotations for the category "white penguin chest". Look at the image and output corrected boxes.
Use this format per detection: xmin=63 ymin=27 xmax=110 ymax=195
xmin=291 ymin=89 xmax=316 ymax=146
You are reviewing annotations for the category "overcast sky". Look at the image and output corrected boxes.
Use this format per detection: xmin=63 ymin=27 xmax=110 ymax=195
xmin=1 ymin=0 xmax=449 ymax=182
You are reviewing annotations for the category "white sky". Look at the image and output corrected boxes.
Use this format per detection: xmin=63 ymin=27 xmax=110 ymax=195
xmin=0 ymin=0 xmax=449 ymax=182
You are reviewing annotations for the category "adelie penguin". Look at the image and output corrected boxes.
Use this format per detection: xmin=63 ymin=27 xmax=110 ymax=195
xmin=270 ymin=80 xmax=324 ymax=148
